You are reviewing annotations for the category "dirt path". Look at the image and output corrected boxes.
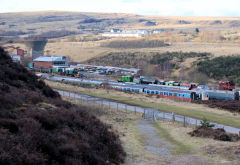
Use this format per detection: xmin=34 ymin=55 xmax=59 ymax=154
xmin=135 ymin=120 xmax=174 ymax=159
xmin=134 ymin=120 xmax=223 ymax=165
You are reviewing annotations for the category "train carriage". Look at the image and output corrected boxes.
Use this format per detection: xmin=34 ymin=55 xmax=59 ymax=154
xmin=144 ymin=86 xmax=198 ymax=101
xmin=206 ymin=90 xmax=239 ymax=100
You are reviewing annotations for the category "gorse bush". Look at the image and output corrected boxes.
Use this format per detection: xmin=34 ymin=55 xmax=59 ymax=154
xmin=0 ymin=47 xmax=126 ymax=165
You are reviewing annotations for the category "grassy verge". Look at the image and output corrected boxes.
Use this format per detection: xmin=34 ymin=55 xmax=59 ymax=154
xmin=63 ymin=94 xmax=239 ymax=164
xmin=46 ymin=80 xmax=240 ymax=128
xmin=152 ymin=122 xmax=192 ymax=155
xmin=63 ymin=95 xmax=159 ymax=164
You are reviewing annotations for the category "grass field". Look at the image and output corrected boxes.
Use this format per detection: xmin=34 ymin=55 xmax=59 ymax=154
xmin=4 ymin=41 xmax=240 ymax=63
xmin=45 ymin=80 xmax=240 ymax=128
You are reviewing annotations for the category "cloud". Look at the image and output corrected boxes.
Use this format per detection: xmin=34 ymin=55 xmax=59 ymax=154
xmin=1 ymin=0 xmax=240 ymax=16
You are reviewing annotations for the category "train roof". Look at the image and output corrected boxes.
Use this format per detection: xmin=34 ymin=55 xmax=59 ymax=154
xmin=113 ymin=83 xmax=195 ymax=94
xmin=144 ymin=86 xmax=195 ymax=94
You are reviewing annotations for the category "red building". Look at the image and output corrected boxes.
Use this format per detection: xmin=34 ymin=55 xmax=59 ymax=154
xmin=33 ymin=56 xmax=67 ymax=72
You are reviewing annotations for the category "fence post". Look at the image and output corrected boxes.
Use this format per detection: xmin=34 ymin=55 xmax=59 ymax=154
xmin=73 ymin=92 xmax=75 ymax=104
xmin=195 ymin=119 xmax=198 ymax=127
xmin=163 ymin=112 xmax=165 ymax=121
xmin=152 ymin=110 xmax=154 ymax=121
xmin=102 ymin=100 xmax=104 ymax=109
xmin=172 ymin=112 xmax=175 ymax=122
xmin=143 ymin=108 xmax=146 ymax=119
xmin=125 ymin=104 xmax=127 ymax=113
xmin=69 ymin=91 xmax=70 ymax=98
xmin=183 ymin=116 xmax=186 ymax=127
xmin=109 ymin=101 xmax=110 ymax=109
xmin=134 ymin=106 xmax=136 ymax=115
xmin=117 ymin=103 xmax=118 ymax=111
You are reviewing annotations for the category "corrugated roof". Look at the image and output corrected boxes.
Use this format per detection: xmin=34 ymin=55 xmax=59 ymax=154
xmin=33 ymin=56 xmax=66 ymax=62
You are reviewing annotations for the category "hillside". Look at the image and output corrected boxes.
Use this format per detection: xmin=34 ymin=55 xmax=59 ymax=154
xmin=0 ymin=11 xmax=140 ymax=39
xmin=0 ymin=47 xmax=125 ymax=164
xmin=86 ymin=50 xmax=240 ymax=85
xmin=197 ymin=56 xmax=240 ymax=85
xmin=1 ymin=11 xmax=240 ymax=41
xmin=86 ymin=51 xmax=212 ymax=83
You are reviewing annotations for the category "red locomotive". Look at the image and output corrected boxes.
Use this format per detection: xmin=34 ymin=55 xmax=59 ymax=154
xmin=218 ymin=81 xmax=235 ymax=91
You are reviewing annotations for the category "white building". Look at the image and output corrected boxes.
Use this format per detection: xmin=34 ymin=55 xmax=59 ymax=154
xmin=102 ymin=29 xmax=149 ymax=38
xmin=10 ymin=55 xmax=21 ymax=63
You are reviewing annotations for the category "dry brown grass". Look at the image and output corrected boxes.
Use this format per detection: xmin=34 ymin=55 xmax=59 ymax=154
xmin=157 ymin=121 xmax=240 ymax=164
xmin=5 ymin=40 xmax=240 ymax=63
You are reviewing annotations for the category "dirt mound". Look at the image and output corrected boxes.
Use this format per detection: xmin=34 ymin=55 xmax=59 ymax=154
xmin=193 ymin=100 xmax=240 ymax=113
xmin=189 ymin=126 xmax=240 ymax=142
xmin=0 ymin=47 xmax=125 ymax=165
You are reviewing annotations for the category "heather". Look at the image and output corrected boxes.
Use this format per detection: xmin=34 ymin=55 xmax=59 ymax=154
xmin=0 ymin=47 xmax=125 ymax=165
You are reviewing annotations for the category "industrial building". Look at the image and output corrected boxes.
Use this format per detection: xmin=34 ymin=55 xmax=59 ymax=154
xmin=33 ymin=56 xmax=67 ymax=72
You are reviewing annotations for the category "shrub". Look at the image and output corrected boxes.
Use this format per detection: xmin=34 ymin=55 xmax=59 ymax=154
xmin=0 ymin=47 xmax=126 ymax=164
xmin=200 ymin=118 xmax=215 ymax=128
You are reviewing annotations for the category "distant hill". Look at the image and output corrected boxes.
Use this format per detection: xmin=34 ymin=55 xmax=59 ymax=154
xmin=0 ymin=47 xmax=125 ymax=165
xmin=1 ymin=11 xmax=240 ymax=40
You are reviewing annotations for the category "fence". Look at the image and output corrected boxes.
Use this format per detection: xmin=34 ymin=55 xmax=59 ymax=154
xmin=55 ymin=89 xmax=240 ymax=134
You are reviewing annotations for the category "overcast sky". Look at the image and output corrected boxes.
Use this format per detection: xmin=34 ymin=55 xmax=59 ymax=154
xmin=1 ymin=0 xmax=240 ymax=16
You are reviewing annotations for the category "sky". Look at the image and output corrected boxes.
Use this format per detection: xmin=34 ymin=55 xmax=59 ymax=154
xmin=1 ymin=0 xmax=240 ymax=16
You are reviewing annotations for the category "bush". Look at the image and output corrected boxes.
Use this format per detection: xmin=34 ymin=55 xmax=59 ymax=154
xmin=200 ymin=118 xmax=215 ymax=128
xmin=0 ymin=106 xmax=126 ymax=165
xmin=0 ymin=47 xmax=126 ymax=164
